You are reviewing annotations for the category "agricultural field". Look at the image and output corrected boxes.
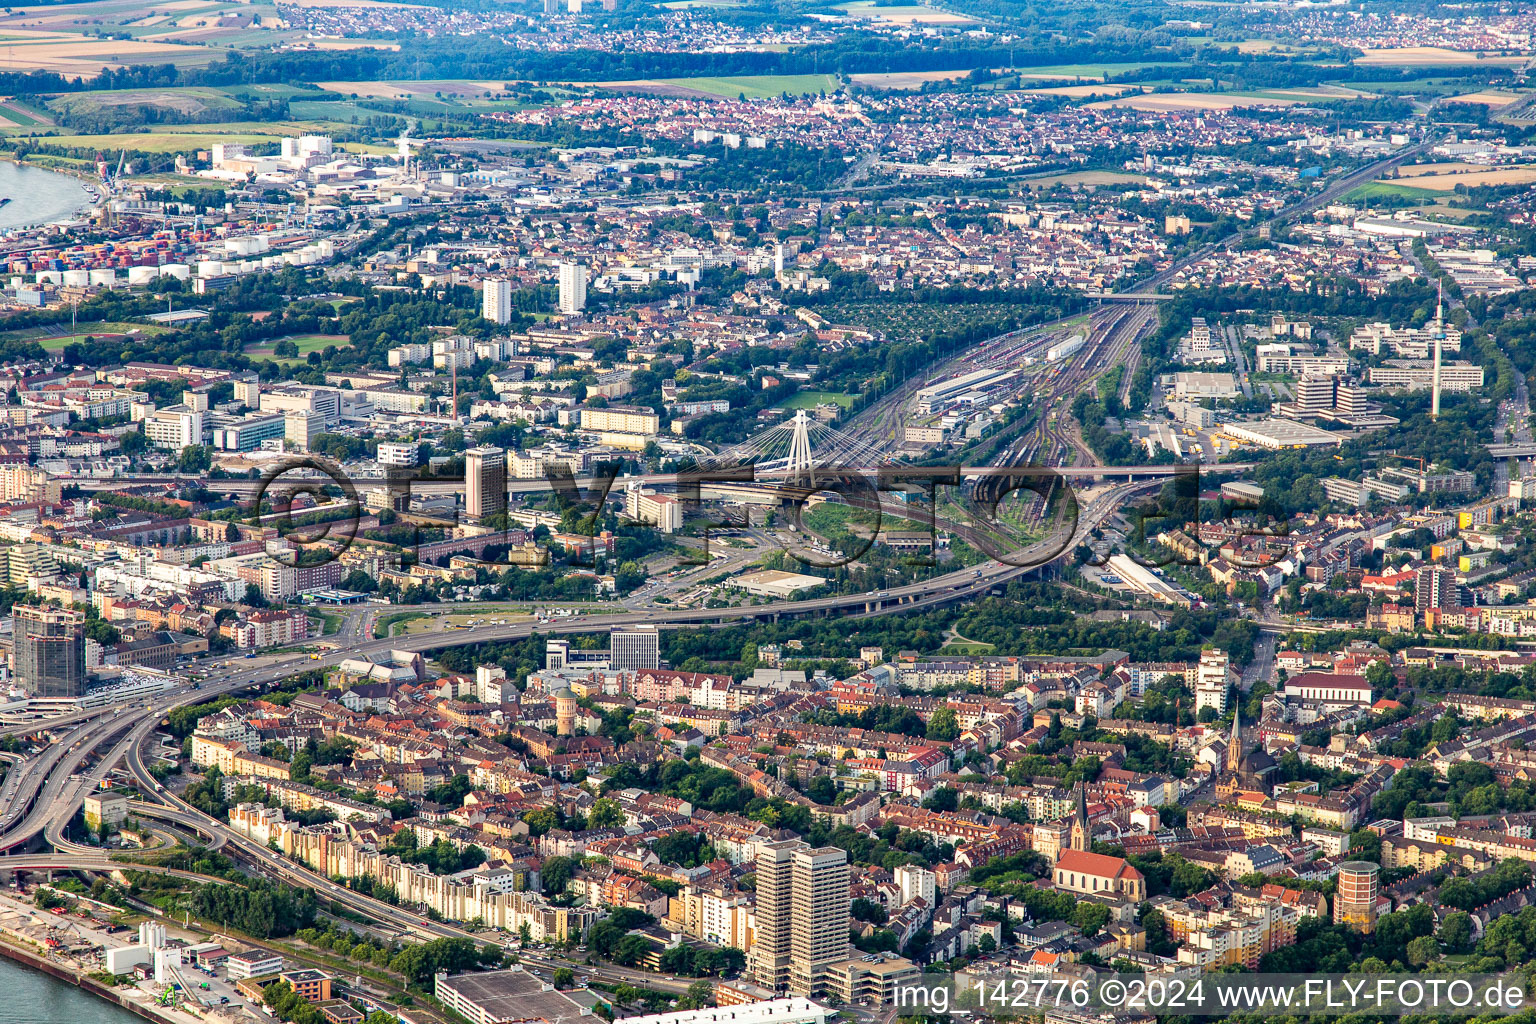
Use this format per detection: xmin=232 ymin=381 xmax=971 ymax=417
xmin=45 ymin=86 xmax=244 ymax=119
xmin=1023 ymin=170 xmax=1146 ymax=188
xmin=1354 ymin=47 xmax=1526 ymax=66
xmin=1018 ymin=83 xmax=1141 ymax=99
xmin=834 ymin=2 xmax=978 ymax=24
xmin=0 ymin=34 xmax=224 ymax=75
xmin=1088 ymin=91 xmax=1306 ymax=112
xmin=315 ymin=80 xmax=513 ymax=100
xmin=849 ymin=70 xmax=977 ymax=90
xmin=27 ymin=123 xmax=393 ymax=155
xmin=586 ymin=74 xmax=838 ymax=99
xmin=1389 ymin=165 xmax=1536 ymax=190
xmin=1015 ymin=61 xmax=1184 ymax=81
xmin=1343 ymin=181 xmax=1445 ymax=204
xmin=1445 ymin=90 xmax=1525 ymax=107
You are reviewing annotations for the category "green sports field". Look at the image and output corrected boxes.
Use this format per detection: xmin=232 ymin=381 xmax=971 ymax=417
xmin=779 ymin=390 xmax=856 ymax=410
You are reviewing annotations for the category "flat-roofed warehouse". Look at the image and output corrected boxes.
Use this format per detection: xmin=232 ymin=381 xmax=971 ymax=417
xmin=1221 ymin=418 xmax=1345 ymax=450
xmin=435 ymin=967 xmax=598 ymax=1024
xmin=731 ymin=569 xmax=829 ymax=598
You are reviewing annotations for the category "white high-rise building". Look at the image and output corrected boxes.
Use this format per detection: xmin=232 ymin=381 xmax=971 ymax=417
xmin=895 ymin=864 xmax=935 ymax=908
xmin=1195 ymin=649 xmax=1230 ymax=716
xmin=611 ymin=625 xmax=660 ymax=671
xmin=558 ymin=262 xmax=587 ymax=314
xmin=143 ymin=406 xmax=204 ymax=450
xmin=482 ymin=278 xmax=512 ymax=324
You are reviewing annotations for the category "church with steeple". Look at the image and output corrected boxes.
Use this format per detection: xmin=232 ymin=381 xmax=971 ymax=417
xmin=1069 ymin=782 xmax=1091 ymax=852
xmin=1052 ymin=781 xmax=1146 ymax=901
xmin=1214 ymin=705 xmax=1277 ymax=798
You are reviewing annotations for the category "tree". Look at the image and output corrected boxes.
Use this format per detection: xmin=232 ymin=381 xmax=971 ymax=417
xmin=588 ymin=798 xmax=626 ymax=830
xmin=541 ymin=855 xmax=575 ymax=895
xmin=1438 ymin=910 xmax=1473 ymax=953
xmin=1365 ymin=659 xmax=1394 ymax=690
xmin=677 ymin=980 xmax=714 ymax=1010
xmin=1072 ymin=902 xmax=1110 ymax=937
xmin=926 ymin=707 xmax=959 ymax=742
xmin=176 ymin=444 xmax=212 ymax=473
xmin=553 ymin=968 xmax=575 ymax=989
xmin=1406 ymin=935 xmax=1439 ymax=967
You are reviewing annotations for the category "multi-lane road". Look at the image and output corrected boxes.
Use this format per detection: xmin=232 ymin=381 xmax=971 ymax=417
xmin=0 ymin=138 xmax=1447 ymax=992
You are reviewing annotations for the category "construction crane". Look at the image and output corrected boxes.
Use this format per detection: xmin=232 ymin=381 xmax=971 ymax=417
xmin=1383 ymin=451 xmax=1426 ymax=474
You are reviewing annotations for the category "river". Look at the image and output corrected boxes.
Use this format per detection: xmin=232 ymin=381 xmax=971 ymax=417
xmin=0 ymin=162 xmax=92 ymax=230
xmin=0 ymin=955 xmax=143 ymax=1024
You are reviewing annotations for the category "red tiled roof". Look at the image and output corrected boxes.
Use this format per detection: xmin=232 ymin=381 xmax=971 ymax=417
xmin=1055 ymin=849 xmax=1142 ymax=880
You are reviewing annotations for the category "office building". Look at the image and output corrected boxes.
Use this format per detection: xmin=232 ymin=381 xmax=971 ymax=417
xmin=212 ymin=413 xmax=287 ymax=452
xmin=13 ymin=605 xmax=86 ymax=698
xmin=465 ymin=446 xmax=507 ymax=523
xmin=482 ymin=278 xmax=512 ymax=325
xmin=558 ymin=262 xmax=587 ymax=314
xmin=1333 ymin=861 xmax=1379 ymax=933
xmin=625 ymin=484 xmax=682 ymax=534
xmin=232 ymin=378 xmax=261 ymax=407
xmin=1292 ymin=376 xmax=1335 ymax=414
xmin=1366 ymin=361 xmax=1484 ymax=392
xmin=750 ymin=840 xmax=850 ymax=997
xmin=143 ymin=405 xmax=204 ymax=450
xmin=375 ymin=442 xmax=419 ymax=467
xmin=611 ymin=625 xmax=660 ymax=671
xmin=284 ymin=410 xmax=322 ymax=452
xmin=225 ymin=950 xmax=283 ymax=981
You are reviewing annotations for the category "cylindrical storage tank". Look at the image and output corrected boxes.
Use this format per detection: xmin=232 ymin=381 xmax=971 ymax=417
xmin=128 ymin=266 xmax=158 ymax=286
xmin=196 ymin=260 xmax=222 ymax=278
xmin=62 ymin=269 xmax=89 ymax=287
xmin=36 ymin=270 xmax=62 ymax=285
xmin=88 ymin=268 xmax=116 ymax=288
xmin=162 ymin=264 xmax=191 ymax=280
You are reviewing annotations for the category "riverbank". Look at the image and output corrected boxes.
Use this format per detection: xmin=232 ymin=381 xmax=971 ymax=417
xmin=0 ymin=932 xmax=182 ymax=1024
xmin=0 ymin=160 xmax=96 ymax=229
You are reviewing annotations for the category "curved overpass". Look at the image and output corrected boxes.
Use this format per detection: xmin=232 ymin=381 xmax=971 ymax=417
xmin=0 ymin=478 xmax=1155 ymax=939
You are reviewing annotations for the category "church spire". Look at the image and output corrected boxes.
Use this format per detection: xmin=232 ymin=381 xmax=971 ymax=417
xmin=1227 ymin=704 xmax=1242 ymax=773
xmin=1070 ymin=782 xmax=1090 ymax=852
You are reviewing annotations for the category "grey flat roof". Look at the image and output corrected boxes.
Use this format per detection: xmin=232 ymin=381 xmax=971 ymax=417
xmin=440 ymin=969 xmax=589 ymax=1021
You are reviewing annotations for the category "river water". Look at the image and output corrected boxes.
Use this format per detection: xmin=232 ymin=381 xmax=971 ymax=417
xmin=0 ymin=162 xmax=92 ymax=230
xmin=0 ymin=955 xmax=143 ymax=1024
